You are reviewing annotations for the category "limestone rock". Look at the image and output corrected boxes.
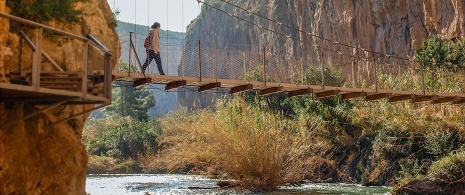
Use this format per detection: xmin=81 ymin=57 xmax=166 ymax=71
xmin=0 ymin=0 xmax=120 ymax=194
xmin=187 ymin=0 xmax=464 ymax=62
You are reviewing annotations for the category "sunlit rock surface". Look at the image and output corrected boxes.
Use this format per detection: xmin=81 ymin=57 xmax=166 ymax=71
xmin=0 ymin=0 xmax=119 ymax=194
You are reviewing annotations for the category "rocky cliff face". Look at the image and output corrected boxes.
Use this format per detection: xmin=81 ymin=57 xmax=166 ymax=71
xmin=187 ymin=0 xmax=464 ymax=63
xmin=178 ymin=0 xmax=464 ymax=110
xmin=0 ymin=0 xmax=119 ymax=194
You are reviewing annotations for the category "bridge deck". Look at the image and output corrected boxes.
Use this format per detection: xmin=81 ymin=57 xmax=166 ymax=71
xmin=113 ymin=72 xmax=465 ymax=104
xmin=0 ymin=83 xmax=109 ymax=104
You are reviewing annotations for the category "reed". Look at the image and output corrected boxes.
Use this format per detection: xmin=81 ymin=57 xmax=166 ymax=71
xmin=159 ymin=98 xmax=307 ymax=191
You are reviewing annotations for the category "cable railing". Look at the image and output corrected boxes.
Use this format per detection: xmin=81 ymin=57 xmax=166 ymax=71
xmin=0 ymin=12 xmax=112 ymax=100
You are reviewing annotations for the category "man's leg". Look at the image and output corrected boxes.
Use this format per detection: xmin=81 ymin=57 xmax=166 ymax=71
xmin=155 ymin=52 xmax=165 ymax=75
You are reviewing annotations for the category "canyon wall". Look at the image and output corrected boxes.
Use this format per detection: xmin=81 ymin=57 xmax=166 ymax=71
xmin=188 ymin=0 xmax=464 ymax=60
xmin=177 ymin=0 xmax=464 ymax=108
xmin=0 ymin=0 xmax=119 ymax=194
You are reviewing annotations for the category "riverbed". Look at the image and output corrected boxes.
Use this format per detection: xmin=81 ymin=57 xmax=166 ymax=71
xmin=86 ymin=174 xmax=391 ymax=194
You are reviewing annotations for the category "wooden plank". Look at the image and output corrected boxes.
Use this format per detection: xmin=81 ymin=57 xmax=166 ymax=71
xmin=42 ymin=51 xmax=64 ymax=72
xmin=341 ymin=92 xmax=366 ymax=100
xmin=229 ymin=84 xmax=253 ymax=94
xmin=32 ymin=28 xmax=43 ymax=90
xmin=40 ymin=81 xmax=84 ymax=84
xmin=198 ymin=82 xmax=221 ymax=92
xmin=40 ymin=76 xmax=81 ymax=80
xmin=165 ymin=80 xmax=187 ymax=91
xmin=111 ymin=71 xmax=465 ymax=101
xmin=28 ymin=71 xmax=80 ymax=75
xmin=365 ymin=93 xmax=390 ymax=101
xmin=258 ymin=86 xmax=283 ymax=96
xmin=432 ymin=96 xmax=459 ymax=104
xmin=133 ymin=78 xmax=152 ymax=88
xmin=453 ymin=98 xmax=465 ymax=104
xmin=315 ymin=90 xmax=339 ymax=99
xmin=287 ymin=88 xmax=313 ymax=98
xmin=389 ymin=95 xmax=412 ymax=103
xmin=411 ymin=95 xmax=436 ymax=103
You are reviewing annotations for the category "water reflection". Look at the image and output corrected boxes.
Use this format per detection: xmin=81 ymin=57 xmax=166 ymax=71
xmin=86 ymin=174 xmax=391 ymax=195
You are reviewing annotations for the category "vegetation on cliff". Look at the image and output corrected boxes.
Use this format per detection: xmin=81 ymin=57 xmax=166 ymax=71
xmin=6 ymin=0 xmax=87 ymax=22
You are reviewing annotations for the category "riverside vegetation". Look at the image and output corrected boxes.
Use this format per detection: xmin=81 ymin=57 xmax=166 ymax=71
xmin=83 ymin=36 xmax=465 ymax=193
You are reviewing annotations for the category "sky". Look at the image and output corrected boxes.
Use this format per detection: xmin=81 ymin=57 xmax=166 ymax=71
xmin=108 ymin=0 xmax=203 ymax=32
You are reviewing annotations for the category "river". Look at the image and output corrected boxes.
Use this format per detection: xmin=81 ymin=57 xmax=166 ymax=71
xmin=86 ymin=174 xmax=391 ymax=195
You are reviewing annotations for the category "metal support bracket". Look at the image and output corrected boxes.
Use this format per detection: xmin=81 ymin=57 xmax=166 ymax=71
xmin=1 ymin=101 xmax=68 ymax=129
xmin=46 ymin=104 xmax=108 ymax=128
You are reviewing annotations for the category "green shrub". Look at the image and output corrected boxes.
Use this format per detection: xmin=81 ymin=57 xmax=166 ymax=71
xmin=84 ymin=117 xmax=162 ymax=160
xmin=424 ymin=127 xmax=457 ymax=157
xmin=7 ymin=0 xmax=87 ymax=22
xmin=428 ymin=150 xmax=465 ymax=182
xmin=415 ymin=35 xmax=465 ymax=70
xmin=372 ymin=125 xmax=413 ymax=159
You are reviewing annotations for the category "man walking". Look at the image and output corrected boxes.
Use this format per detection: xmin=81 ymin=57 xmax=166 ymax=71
xmin=142 ymin=22 xmax=165 ymax=75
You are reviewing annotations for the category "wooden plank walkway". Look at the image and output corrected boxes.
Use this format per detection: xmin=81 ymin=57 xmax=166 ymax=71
xmin=1 ymin=72 xmax=108 ymax=104
xmin=112 ymin=71 xmax=465 ymax=105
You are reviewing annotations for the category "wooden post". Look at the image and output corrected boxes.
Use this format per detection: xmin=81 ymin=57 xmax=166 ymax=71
xmin=351 ymin=61 xmax=355 ymax=88
xmin=373 ymin=57 xmax=378 ymax=92
xmin=263 ymin=45 xmax=266 ymax=85
xmin=300 ymin=50 xmax=304 ymax=84
xmin=321 ymin=51 xmax=325 ymax=89
xmin=182 ymin=46 xmax=185 ymax=79
xmin=243 ymin=52 xmax=247 ymax=80
xmin=32 ymin=28 xmax=43 ymax=90
xmin=82 ymin=41 xmax=89 ymax=97
xmin=129 ymin=32 xmax=133 ymax=76
xmin=198 ymin=40 xmax=202 ymax=82
xmin=104 ymin=53 xmax=111 ymax=100
xmin=215 ymin=42 xmax=218 ymax=81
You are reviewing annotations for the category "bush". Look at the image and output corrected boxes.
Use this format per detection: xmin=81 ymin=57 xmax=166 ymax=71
xmin=427 ymin=150 xmax=465 ymax=182
xmin=424 ymin=126 xmax=457 ymax=158
xmin=372 ymin=125 xmax=414 ymax=159
xmin=7 ymin=0 xmax=86 ymax=22
xmin=84 ymin=117 xmax=162 ymax=160
xmin=159 ymin=98 xmax=308 ymax=192
xmin=415 ymin=36 xmax=465 ymax=71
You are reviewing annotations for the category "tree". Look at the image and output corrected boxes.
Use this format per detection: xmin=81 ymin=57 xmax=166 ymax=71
xmin=85 ymin=117 xmax=162 ymax=159
xmin=103 ymin=81 xmax=156 ymax=121
xmin=415 ymin=36 xmax=465 ymax=70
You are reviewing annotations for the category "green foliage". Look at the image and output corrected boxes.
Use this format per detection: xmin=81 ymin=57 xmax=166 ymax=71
xmin=297 ymin=65 xmax=346 ymax=86
xmin=372 ymin=125 xmax=414 ymax=159
xmin=427 ymin=150 xmax=465 ymax=182
xmin=115 ymin=61 xmax=138 ymax=72
xmin=104 ymin=81 xmax=156 ymax=121
xmin=7 ymin=0 xmax=87 ymax=23
xmin=415 ymin=36 xmax=465 ymax=70
xmin=397 ymin=158 xmax=422 ymax=180
xmin=242 ymin=65 xmax=274 ymax=82
xmin=84 ymin=117 xmax=162 ymax=160
xmin=424 ymin=126 xmax=458 ymax=157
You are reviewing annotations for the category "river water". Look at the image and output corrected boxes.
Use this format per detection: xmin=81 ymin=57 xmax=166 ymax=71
xmin=86 ymin=174 xmax=391 ymax=195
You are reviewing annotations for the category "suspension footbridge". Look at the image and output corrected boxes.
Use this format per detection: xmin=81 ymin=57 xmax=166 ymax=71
xmin=1 ymin=3 xmax=465 ymax=126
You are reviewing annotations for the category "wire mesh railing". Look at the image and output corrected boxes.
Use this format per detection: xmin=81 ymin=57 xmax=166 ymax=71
xmin=121 ymin=31 xmax=465 ymax=95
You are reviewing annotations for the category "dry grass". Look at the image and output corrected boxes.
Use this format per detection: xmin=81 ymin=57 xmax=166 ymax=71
xmin=158 ymin=98 xmax=308 ymax=191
